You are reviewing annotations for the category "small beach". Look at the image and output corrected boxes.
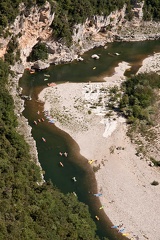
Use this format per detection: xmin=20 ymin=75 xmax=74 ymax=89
xmin=38 ymin=56 xmax=160 ymax=240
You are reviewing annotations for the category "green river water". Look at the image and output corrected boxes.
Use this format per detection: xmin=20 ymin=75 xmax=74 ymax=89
xmin=19 ymin=40 xmax=160 ymax=240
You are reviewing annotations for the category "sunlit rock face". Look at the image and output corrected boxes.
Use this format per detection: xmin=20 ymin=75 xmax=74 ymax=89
xmin=0 ymin=1 xmax=160 ymax=67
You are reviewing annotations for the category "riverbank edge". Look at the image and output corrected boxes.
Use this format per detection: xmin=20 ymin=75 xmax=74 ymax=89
xmin=8 ymin=72 xmax=45 ymax=184
xmin=38 ymin=54 xmax=160 ymax=240
xmin=9 ymin=39 xmax=160 ymax=186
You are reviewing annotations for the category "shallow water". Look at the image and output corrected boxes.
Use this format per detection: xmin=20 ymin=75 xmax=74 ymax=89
xmin=20 ymin=40 xmax=160 ymax=239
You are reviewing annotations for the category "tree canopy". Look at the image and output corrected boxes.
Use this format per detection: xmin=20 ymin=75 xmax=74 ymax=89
xmin=143 ymin=0 xmax=160 ymax=20
xmin=119 ymin=73 xmax=160 ymax=124
xmin=27 ymin=42 xmax=48 ymax=62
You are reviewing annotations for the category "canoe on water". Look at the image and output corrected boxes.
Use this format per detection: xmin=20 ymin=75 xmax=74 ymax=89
xmin=59 ymin=162 xmax=64 ymax=167
xmin=111 ymin=225 xmax=119 ymax=229
xmin=47 ymin=82 xmax=56 ymax=87
xmin=88 ymin=160 xmax=95 ymax=164
xmin=94 ymin=193 xmax=102 ymax=197
xmin=95 ymin=216 xmax=100 ymax=221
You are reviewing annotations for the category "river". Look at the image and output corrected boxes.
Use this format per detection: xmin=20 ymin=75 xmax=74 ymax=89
xmin=19 ymin=40 xmax=160 ymax=240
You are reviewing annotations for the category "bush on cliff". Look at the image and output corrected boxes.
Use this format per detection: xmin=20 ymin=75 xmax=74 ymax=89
xmin=27 ymin=42 xmax=48 ymax=62
xmin=4 ymin=36 xmax=20 ymax=65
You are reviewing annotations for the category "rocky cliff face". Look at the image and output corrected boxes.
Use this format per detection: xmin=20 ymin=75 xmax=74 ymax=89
xmin=46 ymin=6 xmax=127 ymax=64
xmin=0 ymin=1 xmax=160 ymax=68
xmin=4 ymin=2 xmax=54 ymax=168
xmin=0 ymin=2 xmax=54 ymax=65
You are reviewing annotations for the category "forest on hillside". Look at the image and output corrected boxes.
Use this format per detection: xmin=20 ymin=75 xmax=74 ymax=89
xmin=0 ymin=59 xmax=99 ymax=239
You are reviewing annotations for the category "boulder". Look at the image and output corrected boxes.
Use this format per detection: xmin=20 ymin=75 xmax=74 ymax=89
xmin=77 ymin=56 xmax=84 ymax=61
xmin=33 ymin=60 xmax=50 ymax=70
xmin=91 ymin=54 xmax=100 ymax=59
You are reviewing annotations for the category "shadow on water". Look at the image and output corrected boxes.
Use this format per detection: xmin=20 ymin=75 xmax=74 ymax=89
xmin=20 ymin=40 xmax=160 ymax=240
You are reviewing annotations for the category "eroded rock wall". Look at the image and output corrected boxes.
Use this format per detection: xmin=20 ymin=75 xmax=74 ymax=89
xmin=0 ymin=1 xmax=160 ymax=67
xmin=0 ymin=1 xmax=54 ymax=64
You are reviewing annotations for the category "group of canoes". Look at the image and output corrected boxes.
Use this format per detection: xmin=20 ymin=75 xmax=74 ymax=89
xmin=84 ymin=193 xmax=103 ymax=221
xmin=25 ymin=67 xmax=35 ymax=74
xmin=37 ymin=115 xmax=114 ymax=230
xmin=43 ymin=110 xmax=55 ymax=124
xmin=59 ymin=159 xmax=77 ymax=183
xmin=34 ymin=110 xmax=56 ymax=125
xmin=43 ymin=73 xmax=57 ymax=87
xmin=34 ymin=111 xmax=45 ymax=125
xmin=59 ymin=153 xmax=77 ymax=183
xmin=59 ymin=152 xmax=68 ymax=157
xmin=93 ymin=197 xmax=130 ymax=237
xmin=94 ymin=204 xmax=104 ymax=221
xmin=34 ymin=118 xmax=45 ymax=125
xmin=44 ymin=74 xmax=50 ymax=82
xmin=111 ymin=224 xmax=130 ymax=237
xmin=59 ymin=152 xmax=68 ymax=167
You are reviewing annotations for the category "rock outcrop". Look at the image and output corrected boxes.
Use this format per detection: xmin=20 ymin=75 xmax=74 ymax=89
xmin=1 ymin=1 xmax=160 ymax=68
xmin=33 ymin=60 xmax=50 ymax=70
xmin=0 ymin=1 xmax=54 ymax=64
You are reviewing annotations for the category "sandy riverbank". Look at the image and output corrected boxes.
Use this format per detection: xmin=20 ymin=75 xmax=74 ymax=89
xmin=137 ymin=52 xmax=160 ymax=74
xmin=38 ymin=59 xmax=160 ymax=240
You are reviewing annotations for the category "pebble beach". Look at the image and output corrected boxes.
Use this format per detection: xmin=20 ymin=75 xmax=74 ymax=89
xmin=38 ymin=54 xmax=160 ymax=240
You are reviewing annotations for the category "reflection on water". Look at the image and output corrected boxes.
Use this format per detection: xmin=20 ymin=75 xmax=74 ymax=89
xmin=20 ymin=40 xmax=160 ymax=239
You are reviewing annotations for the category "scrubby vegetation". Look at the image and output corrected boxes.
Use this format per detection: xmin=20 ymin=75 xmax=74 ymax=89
xmin=27 ymin=42 xmax=48 ymax=62
xmin=1 ymin=0 xmax=160 ymax=44
xmin=4 ymin=36 xmax=20 ymax=65
xmin=118 ymin=73 xmax=160 ymax=158
xmin=0 ymin=0 xmax=50 ymax=35
xmin=0 ymin=59 xmax=99 ymax=239
xmin=143 ymin=0 xmax=160 ymax=21
xmin=105 ymin=73 xmax=160 ymax=161
xmin=119 ymin=73 xmax=160 ymax=125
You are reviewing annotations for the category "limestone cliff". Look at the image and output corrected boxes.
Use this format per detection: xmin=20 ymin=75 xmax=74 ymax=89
xmin=0 ymin=1 xmax=160 ymax=68
xmin=0 ymin=1 xmax=54 ymax=65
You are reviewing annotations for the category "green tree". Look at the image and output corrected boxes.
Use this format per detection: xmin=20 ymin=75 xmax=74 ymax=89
xmin=28 ymin=42 xmax=48 ymax=61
